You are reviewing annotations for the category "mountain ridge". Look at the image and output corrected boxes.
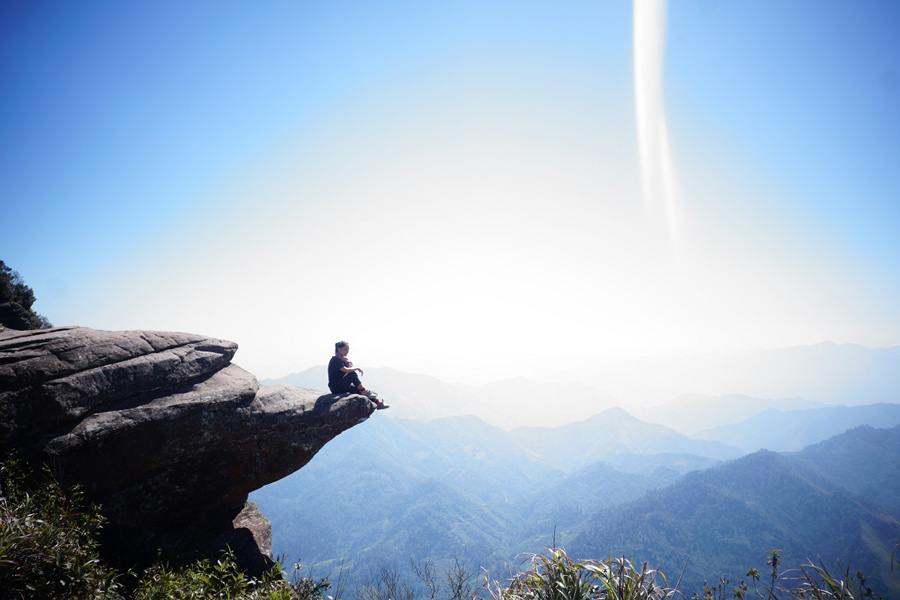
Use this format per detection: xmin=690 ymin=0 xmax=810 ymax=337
xmin=510 ymin=407 xmax=742 ymax=471
xmin=569 ymin=425 xmax=900 ymax=596
xmin=264 ymin=343 xmax=900 ymax=429
xmin=695 ymin=403 xmax=900 ymax=452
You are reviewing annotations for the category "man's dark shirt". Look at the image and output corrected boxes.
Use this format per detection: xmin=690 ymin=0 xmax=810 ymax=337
xmin=328 ymin=355 xmax=344 ymax=392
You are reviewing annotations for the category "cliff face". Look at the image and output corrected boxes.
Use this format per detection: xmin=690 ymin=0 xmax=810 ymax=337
xmin=0 ymin=326 xmax=374 ymax=572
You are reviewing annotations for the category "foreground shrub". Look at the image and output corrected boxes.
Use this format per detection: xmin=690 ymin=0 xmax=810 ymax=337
xmin=698 ymin=548 xmax=891 ymax=600
xmin=484 ymin=547 xmax=894 ymax=600
xmin=485 ymin=548 xmax=677 ymax=600
xmin=131 ymin=548 xmax=297 ymax=600
xmin=0 ymin=455 xmax=123 ymax=599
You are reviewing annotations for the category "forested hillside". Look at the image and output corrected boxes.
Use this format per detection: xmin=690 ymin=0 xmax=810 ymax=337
xmin=793 ymin=424 xmax=900 ymax=516
xmin=570 ymin=425 xmax=900 ymax=596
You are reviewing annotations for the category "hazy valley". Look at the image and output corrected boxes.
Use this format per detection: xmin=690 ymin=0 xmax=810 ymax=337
xmin=253 ymin=344 xmax=900 ymax=596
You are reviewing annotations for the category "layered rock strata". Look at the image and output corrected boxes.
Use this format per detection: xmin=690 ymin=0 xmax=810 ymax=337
xmin=0 ymin=326 xmax=374 ymax=571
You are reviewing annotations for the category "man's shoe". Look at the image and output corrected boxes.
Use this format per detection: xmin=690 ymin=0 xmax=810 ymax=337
xmin=375 ymin=400 xmax=390 ymax=410
xmin=363 ymin=390 xmax=379 ymax=400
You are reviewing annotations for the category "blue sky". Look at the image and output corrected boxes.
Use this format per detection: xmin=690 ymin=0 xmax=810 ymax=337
xmin=2 ymin=1 xmax=899 ymax=384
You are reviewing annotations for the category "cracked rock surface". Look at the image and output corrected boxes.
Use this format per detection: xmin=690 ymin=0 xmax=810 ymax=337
xmin=0 ymin=326 xmax=375 ymax=571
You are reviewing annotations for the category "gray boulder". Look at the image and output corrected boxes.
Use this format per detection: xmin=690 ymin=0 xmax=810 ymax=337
xmin=0 ymin=326 xmax=375 ymax=571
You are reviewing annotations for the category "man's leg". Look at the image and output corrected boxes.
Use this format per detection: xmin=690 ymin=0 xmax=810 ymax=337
xmin=341 ymin=372 xmax=386 ymax=408
xmin=345 ymin=371 xmax=363 ymax=389
xmin=335 ymin=371 xmax=368 ymax=394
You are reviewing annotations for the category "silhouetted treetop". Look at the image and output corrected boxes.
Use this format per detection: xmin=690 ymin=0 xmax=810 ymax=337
xmin=0 ymin=260 xmax=52 ymax=330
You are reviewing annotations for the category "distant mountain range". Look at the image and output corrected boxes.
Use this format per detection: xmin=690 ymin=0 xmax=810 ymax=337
xmin=263 ymin=367 xmax=617 ymax=429
xmin=694 ymin=403 xmax=900 ymax=452
xmin=554 ymin=341 xmax=900 ymax=408
xmin=257 ymin=360 xmax=900 ymax=596
xmin=510 ymin=407 xmax=741 ymax=471
xmin=639 ymin=393 xmax=824 ymax=435
xmin=265 ymin=366 xmax=480 ymax=423
xmin=250 ymin=407 xmax=725 ymax=589
xmin=251 ymin=392 xmax=900 ymax=596
xmin=266 ymin=340 xmax=900 ymax=430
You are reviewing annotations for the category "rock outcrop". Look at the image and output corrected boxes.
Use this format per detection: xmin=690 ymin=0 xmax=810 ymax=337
xmin=0 ymin=326 xmax=375 ymax=571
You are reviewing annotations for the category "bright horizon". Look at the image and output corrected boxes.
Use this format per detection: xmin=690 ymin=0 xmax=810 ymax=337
xmin=2 ymin=1 xmax=899 ymax=387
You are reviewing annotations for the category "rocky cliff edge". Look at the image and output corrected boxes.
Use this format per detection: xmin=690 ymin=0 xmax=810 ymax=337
xmin=0 ymin=326 xmax=375 ymax=573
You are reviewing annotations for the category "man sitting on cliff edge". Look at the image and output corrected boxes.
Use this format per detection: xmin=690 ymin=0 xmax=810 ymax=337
xmin=328 ymin=340 xmax=389 ymax=410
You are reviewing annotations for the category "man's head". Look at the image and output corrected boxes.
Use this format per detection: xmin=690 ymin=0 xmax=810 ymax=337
xmin=335 ymin=340 xmax=349 ymax=356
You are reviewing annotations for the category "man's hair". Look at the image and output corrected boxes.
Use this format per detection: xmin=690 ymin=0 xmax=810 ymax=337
xmin=335 ymin=340 xmax=349 ymax=351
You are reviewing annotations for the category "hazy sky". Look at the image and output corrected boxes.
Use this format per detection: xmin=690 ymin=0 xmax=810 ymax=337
xmin=2 ymin=1 xmax=899 ymax=384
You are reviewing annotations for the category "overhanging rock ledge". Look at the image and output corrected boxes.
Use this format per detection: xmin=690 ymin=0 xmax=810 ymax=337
xmin=0 ymin=325 xmax=375 ymax=572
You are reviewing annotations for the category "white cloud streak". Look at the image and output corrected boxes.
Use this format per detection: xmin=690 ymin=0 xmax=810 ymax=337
xmin=633 ymin=0 xmax=678 ymax=241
